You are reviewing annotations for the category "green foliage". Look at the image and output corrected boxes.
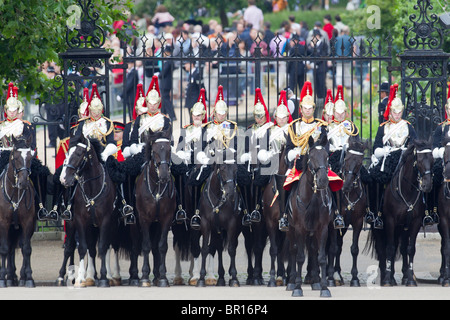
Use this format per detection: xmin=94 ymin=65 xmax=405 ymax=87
xmin=0 ymin=0 xmax=134 ymax=100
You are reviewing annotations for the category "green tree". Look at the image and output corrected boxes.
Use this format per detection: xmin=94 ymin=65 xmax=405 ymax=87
xmin=0 ymin=0 xmax=135 ymax=100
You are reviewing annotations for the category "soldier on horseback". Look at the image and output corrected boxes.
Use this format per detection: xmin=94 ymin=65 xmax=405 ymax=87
xmin=0 ymin=83 xmax=52 ymax=221
xmin=430 ymin=83 xmax=450 ymax=225
xmin=283 ymin=81 xmax=343 ymax=230
xmin=257 ymin=90 xmax=293 ymax=231
xmin=174 ymin=88 xmax=208 ymax=229
xmin=128 ymin=75 xmax=172 ymax=155
xmin=195 ymin=85 xmax=239 ymax=222
xmin=369 ymin=83 xmax=418 ymax=229
xmin=240 ymin=88 xmax=272 ymax=226
xmin=326 ymin=85 xmax=359 ymax=228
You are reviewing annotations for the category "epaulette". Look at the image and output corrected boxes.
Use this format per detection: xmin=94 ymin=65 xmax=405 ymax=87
xmin=314 ymin=118 xmax=328 ymax=126
xmin=202 ymin=121 xmax=213 ymax=128
xmin=380 ymin=120 xmax=389 ymax=127
xmin=22 ymin=119 xmax=32 ymax=125
xmin=439 ymin=119 xmax=450 ymax=126
xmin=183 ymin=123 xmax=193 ymax=129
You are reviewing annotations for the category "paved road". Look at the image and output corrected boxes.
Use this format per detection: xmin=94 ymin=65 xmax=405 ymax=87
xmin=1 ymin=228 xmax=448 ymax=301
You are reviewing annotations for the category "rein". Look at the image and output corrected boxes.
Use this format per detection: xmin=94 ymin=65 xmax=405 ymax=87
xmin=391 ymin=148 xmax=431 ymax=212
xmin=342 ymin=148 xmax=365 ymax=212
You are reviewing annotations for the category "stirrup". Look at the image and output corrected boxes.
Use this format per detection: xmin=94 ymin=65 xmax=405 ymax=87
xmin=37 ymin=203 xmax=49 ymax=221
xmin=60 ymin=204 xmax=73 ymax=221
xmin=175 ymin=205 xmax=187 ymax=223
xmin=374 ymin=212 xmax=384 ymax=229
xmin=364 ymin=208 xmax=375 ymax=224
xmin=279 ymin=214 xmax=289 ymax=232
xmin=432 ymin=207 xmax=440 ymax=224
xmin=250 ymin=209 xmax=261 ymax=223
xmin=191 ymin=211 xmax=201 ymax=230
xmin=242 ymin=210 xmax=252 ymax=227
xmin=423 ymin=211 xmax=434 ymax=227
xmin=333 ymin=215 xmax=345 ymax=229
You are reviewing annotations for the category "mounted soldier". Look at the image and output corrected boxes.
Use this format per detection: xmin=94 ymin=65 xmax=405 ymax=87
xmin=195 ymin=85 xmax=239 ymax=222
xmin=0 ymin=83 xmax=52 ymax=221
xmin=257 ymin=90 xmax=293 ymax=231
xmin=174 ymin=88 xmax=208 ymax=229
xmin=240 ymin=87 xmax=272 ymax=226
xmin=128 ymin=75 xmax=172 ymax=155
xmin=327 ymin=85 xmax=359 ymax=228
xmin=283 ymin=81 xmax=343 ymax=230
xmin=369 ymin=83 xmax=418 ymax=229
xmin=430 ymin=83 xmax=450 ymax=225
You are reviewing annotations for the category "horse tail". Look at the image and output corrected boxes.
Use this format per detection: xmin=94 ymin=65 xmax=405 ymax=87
xmin=116 ymin=220 xmax=133 ymax=260
xmin=172 ymin=223 xmax=190 ymax=261
xmin=362 ymin=227 xmax=380 ymax=260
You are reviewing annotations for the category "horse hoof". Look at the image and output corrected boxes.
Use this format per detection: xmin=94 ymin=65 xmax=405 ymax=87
xmin=253 ymin=279 xmax=264 ymax=286
xmin=350 ymin=279 xmax=360 ymax=287
xmin=158 ymin=279 xmax=170 ymax=287
xmin=406 ymin=280 xmax=417 ymax=287
xmin=110 ymin=278 xmax=122 ymax=286
xmin=286 ymin=283 xmax=296 ymax=291
xmin=206 ymin=278 xmax=217 ymax=286
xmin=320 ymin=289 xmax=332 ymax=298
xmin=25 ymin=280 xmax=35 ymax=288
xmin=381 ymin=281 xmax=392 ymax=287
xmin=196 ymin=279 xmax=206 ymax=287
xmin=267 ymin=280 xmax=277 ymax=288
xmin=311 ymin=283 xmax=321 ymax=291
xmin=188 ymin=278 xmax=198 ymax=286
xmin=97 ymin=279 xmax=110 ymax=288
xmin=0 ymin=280 xmax=7 ymax=288
xmin=139 ymin=280 xmax=151 ymax=287
xmin=442 ymin=280 xmax=450 ymax=287
xmin=85 ymin=278 xmax=95 ymax=287
xmin=229 ymin=279 xmax=240 ymax=287
xmin=216 ymin=279 xmax=226 ymax=287
xmin=55 ymin=278 xmax=65 ymax=287
xmin=7 ymin=279 xmax=18 ymax=287
xmin=129 ymin=279 xmax=140 ymax=287
xmin=292 ymin=288 xmax=303 ymax=297
xmin=276 ymin=277 xmax=285 ymax=286
xmin=327 ymin=279 xmax=336 ymax=287
xmin=173 ymin=277 xmax=185 ymax=286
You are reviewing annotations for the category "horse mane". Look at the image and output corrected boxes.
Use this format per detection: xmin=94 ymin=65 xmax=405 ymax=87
xmin=347 ymin=135 xmax=366 ymax=153
xmin=71 ymin=133 xmax=103 ymax=162
xmin=302 ymin=129 xmax=329 ymax=170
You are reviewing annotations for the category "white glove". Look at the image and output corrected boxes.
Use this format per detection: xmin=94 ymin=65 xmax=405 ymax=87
xmin=176 ymin=150 xmax=191 ymax=161
xmin=433 ymin=147 xmax=444 ymax=159
xmin=122 ymin=146 xmax=131 ymax=159
xmin=240 ymin=152 xmax=251 ymax=163
xmin=287 ymin=147 xmax=301 ymax=162
xmin=129 ymin=143 xmax=139 ymax=155
xmin=196 ymin=151 xmax=210 ymax=165
xmin=258 ymin=149 xmax=273 ymax=164
xmin=101 ymin=143 xmax=117 ymax=162
xmin=374 ymin=148 xmax=385 ymax=159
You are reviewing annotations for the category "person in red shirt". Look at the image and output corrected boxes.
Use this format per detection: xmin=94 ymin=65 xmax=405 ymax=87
xmin=323 ymin=14 xmax=334 ymax=40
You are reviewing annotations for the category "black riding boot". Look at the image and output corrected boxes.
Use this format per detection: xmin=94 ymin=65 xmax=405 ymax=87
xmin=240 ymin=186 xmax=252 ymax=226
xmin=373 ymin=183 xmax=384 ymax=229
xmin=250 ymin=186 xmax=262 ymax=223
xmin=175 ymin=175 xmax=187 ymax=223
xmin=275 ymin=174 xmax=289 ymax=232
xmin=190 ymin=186 xmax=201 ymax=230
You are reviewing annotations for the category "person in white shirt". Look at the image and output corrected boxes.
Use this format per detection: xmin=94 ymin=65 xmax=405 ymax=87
xmin=243 ymin=0 xmax=264 ymax=31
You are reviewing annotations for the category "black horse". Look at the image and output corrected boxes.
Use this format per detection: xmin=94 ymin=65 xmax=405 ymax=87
xmin=369 ymin=139 xmax=433 ymax=286
xmin=0 ymin=134 xmax=36 ymax=287
xmin=286 ymin=131 xmax=333 ymax=297
xmin=196 ymin=152 xmax=241 ymax=287
xmin=131 ymin=128 xmax=176 ymax=287
xmin=261 ymin=147 xmax=288 ymax=287
xmin=59 ymin=133 xmax=117 ymax=287
xmin=437 ymin=135 xmax=450 ymax=286
xmin=327 ymin=135 xmax=368 ymax=287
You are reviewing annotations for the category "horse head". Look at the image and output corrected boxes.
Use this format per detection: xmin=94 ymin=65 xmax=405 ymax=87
xmin=60 ymin=134 xmax=92 ymax=187
xmin=412 ymin=138 xmax=433 ymax=193
xmin=342 ymin=135 xmax=367 ymax=193
xmin=306 ymin=129 xmax=329 ymax=191
xmin=214 ymin=160 xmax=238 ymax=203
xmin=442 ymin=134 xmax=450 ymax=183
xmin=145 ymin=127 xmax=173 ymax=184
xmin=11 ymin=134 xmax=34 ymax=190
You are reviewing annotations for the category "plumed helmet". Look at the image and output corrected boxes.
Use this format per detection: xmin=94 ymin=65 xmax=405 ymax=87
xmin=324 ymin=89 xmax=334 ymax=116
xmin=300 ymin=81 xmax=315 ymax=109
xmin=133 ymin=83 xmax=147 ymax=119
xmin=253 ymin=88 xmax=270 ymax=123
xmin=79 ymin=87 xmax=90 ymax=117
xmin=5 ymin=82 xmax=19 ymax=112
xmin=192 ymin=88 xmax=208 ymax=123
xmin=274 ymin=90 xmax=293 ymax=123
xmin=145 ymin=75 xmax=161 ymax=106
xmin=334 ymin=85 xmax=347 ymax=114
xmin=88 ymin=83 xmax=104 ymax=115
xmin=213 ymin=85 xmax=227 ymax=116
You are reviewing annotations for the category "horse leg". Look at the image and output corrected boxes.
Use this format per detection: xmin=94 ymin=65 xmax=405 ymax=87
xmin=326 ymin=226 xmax=339 ymax=287
xmin=382 ymin=216 xmax=396 ymax=286
xmin=276 ymin=233 xmax=287 ymax=286
xmin=404 ymin=219 xmax=422 ymax=287
xmin=197 ymin=229 xmax=210 ymax=287
xmin=157 ymin=222 xmax=171 ymax=287
xmin=6 ymin=247 xmax=18 ymax=287
xmin=97 ymin=227 xmax=111 ymax=288
xmin=140 ymin=223 xmax=152 ymax=287
xmin=267 ymin=227 xmax=278 ymax=287
xmin=228 ymin=231 xmax=240 ymax=287
xmin=19 ymin=223 xmax=35 ymax=288
xmin=0 ymin=226 xmax=9 ymax=288
xmin=74 ymin=230 xmax=88 ymax=288
xmin=319 ymin=226 xmax=331 ymax=298
xmin=173 ymin=245 xmax=185 ymax=285
xmin=56 ymin=222 xmax=76 ymax=286
xmin=242 ymin=228 xmax=254 ymax=285
xmin=350 ymin=219 xmax=363 ymax=287
xmin=151 ymin=224 xmax=162 ymax=285
xmin=253 ymin=227 xmax=266 ymax=286
xmin=215 ymin=236 xmax=226 ymax=286
xmin=128 ymin=224 xmax=140 ymax=286
xmin=188 ymin=231 xmax=202 ymax=286
xmin=291 ymin=233 xmax=306 ymax=297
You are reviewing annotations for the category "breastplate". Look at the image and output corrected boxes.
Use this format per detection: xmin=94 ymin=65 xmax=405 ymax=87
xmin=184 ymin=125 xmax=202 ymax=151
xmin=384 ymin=120 xmax=409 ymax=148
xmin=269 ymin=124 xmax=288 ymax=153
xmin=296 ymin=120 xmax=321 ymax=141
xmin=83 ymin=118 xmax=107 ymax=142
xmin=0 ymin=120 xmax=24 ymax=148
xmin=328 ymin=120 xmax=352 ymax=151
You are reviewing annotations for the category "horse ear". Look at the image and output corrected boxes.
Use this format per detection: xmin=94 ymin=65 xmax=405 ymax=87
xmin=26 ymin=133 xmax=32 ymax=148
xmin=11 ymin=135 xmax=17 ymax=147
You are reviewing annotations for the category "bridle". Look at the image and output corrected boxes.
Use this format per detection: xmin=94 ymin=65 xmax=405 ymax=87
xmin=342 ymin=148 xmax=365 ymax=211
xmin=206 ymin=161 xmax=238 ymax=214
xmin=307 ymin=145 xmax=328 ymax=193
xmin=145 ymin=138 xmax=174 ymax=202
